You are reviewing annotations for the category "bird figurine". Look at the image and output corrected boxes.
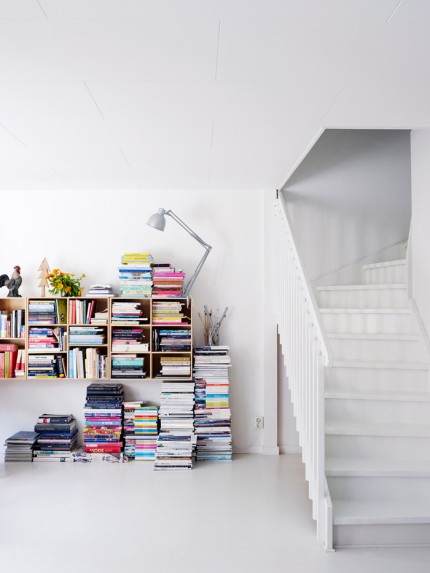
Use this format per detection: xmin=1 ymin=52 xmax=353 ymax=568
xmin=0 ymin=266 xmax=22 ymax=297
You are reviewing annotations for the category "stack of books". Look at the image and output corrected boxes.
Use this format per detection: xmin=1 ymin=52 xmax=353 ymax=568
xmin=111 ymin=301 xmax=147 ymax=324
xmin=112 ymin=328 xmax=148 ymax=352
xmin=0 ymin=309 xmax=25 ymax=338
xmin=33 ymin=414 xmax=78 ymax=462
xmin=124 ymin=402 xmax=158 ymax=461
xmin=4 ymin=431 xmax=39 ymax=462
xmin=153 ymin=328 xmax=191 ymax=352
xmin=69 ymin=327 xmax=106 ymax=345
xmin=193 ymin=346 xmax=232 ymax=461
xmin=155 ymin=379 xmax=195 ymax=471
xmin=83 ymin=383 xmax=124 ymax=457
xmin=0 ymin=342 xmax=19 ymax=378
xmin=68 ymin=348 xmax=107 ymax=379
xmin=28 ymin=300 xmax=58 ymax=325
xmin=152 ymin=301 xmax=188 ymax=326
xmin=119 ymin=253 xmax=153 ymax=298
xmin=28 ymin=327 xmax=64 ymax=350
xmin=158 ymin=356 xmax=191 ymax=378
xmin=152 ymin=264 xmax=185 ymax=297
xmin=111 ymin=354 xmax=145 ymax=378
xmin=87 ymin=284 xmax=115 ymax=297
xmin=28 ymin=354 xmax=65 ymax=378
xmin=91 ymin=310 xmax=108 ymax=325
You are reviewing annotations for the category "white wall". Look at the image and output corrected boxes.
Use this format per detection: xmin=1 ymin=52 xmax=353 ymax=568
xmin=283 ymin=129 xmax=411 ymax=283
xmin=0 ymin=189 xmax=265 ymax=454
xmin=411 ymin=129 xmax=430 ymax=341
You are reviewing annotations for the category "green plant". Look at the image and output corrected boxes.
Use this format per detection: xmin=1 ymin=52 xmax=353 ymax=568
xmin=46 ymin=269 xmax=85 ymax=297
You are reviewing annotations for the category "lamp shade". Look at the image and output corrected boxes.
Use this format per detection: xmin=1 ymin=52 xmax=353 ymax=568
xmin=147 ymin=208 xmax=167 ymax=231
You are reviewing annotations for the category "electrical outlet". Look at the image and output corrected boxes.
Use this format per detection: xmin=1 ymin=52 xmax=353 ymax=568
xmin=255 ymin=416 xmax=264 ymax=429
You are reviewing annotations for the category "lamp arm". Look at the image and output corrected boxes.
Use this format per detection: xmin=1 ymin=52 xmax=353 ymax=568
xmin=165 ymin=210 xmax=212 ymax=297
xmin=165 ymin=210 xmax=212 ymax=250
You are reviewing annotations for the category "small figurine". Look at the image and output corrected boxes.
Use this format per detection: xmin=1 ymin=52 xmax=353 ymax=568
xmin=0 ymin=266 xmax=22 ymax=297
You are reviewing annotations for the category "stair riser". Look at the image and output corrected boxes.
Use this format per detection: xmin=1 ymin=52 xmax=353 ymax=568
xmin=334 ymin=523 xmax=430 ymax=547
xmin=326 ymin=435 xmax=430 ymax=462
xmin=326 ymin=367 xmax=429 ymax=393
xmin=318 ymin=288 xmax=408 ymax=309
xmin=326 ymin=399 xmax=430 ymax=425
xmin=321 ymin=312 xmax=415 ymax=335
xmin=329 ymin=338 xmax=426 ymax=362
xmin=364 ymin=265 xmax=406 ymax=285
xmin=328 ymin=476 xmax=430 ymax=502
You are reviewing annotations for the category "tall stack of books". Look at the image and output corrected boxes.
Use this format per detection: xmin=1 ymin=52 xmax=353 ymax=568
xmin=83 ymin=384 xmax=124 ymax=457
xmin=4 ymin=431 xmax=39 ymax=462
xmin=152 ymin=301 xmax=188 ymax=326
xmin=152 ymin=264 xmax=185 ymax=297
xmin=33 ymin=414 xmax=78 ymax=462
xmin=119 ymin=253 xmax=153 ymax=298
xmin=155 ymin=379 xmax=195 ymax=471
xmin=193 ymin=346 xmax=232 ymax=461
xmin=111 ymin=354 xmax=145 ymax=378
xmin=0 ymin=309 xmax=25 ymax=338
xmin=124 ymin=402 xmax=158 ymax=461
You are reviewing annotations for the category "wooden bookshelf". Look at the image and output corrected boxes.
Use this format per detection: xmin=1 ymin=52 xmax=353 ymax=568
xmin=0 ymin=297 xmax=192 ymax=381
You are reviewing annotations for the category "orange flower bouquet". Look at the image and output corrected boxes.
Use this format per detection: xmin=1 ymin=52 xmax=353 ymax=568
xmin=46 ymin=269 xmax=86 ymax=297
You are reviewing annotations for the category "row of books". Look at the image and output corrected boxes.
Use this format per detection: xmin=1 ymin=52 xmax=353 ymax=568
xmin=0 ymin=310 xmax=25 ymax=339
xmin=68 ymin=348 xmax=107 ymax=379
xmin=69 ymin=326 xmax=106 ymax=345
xmin=111 ymin=354 xmax=145 ymax=378
xmin=69 ymin=299 xmax=97 ymax=324
xmin=152 ymin=300 xmax=188 ymax=325
xmin=0 ymin=343 xmax=25 ymax=378
xmin=124 ymin=402 xmax=158 ymax=461
xmin=112 ymin=327 xmax=149 ymax=352
xmin=194 ymin=346 xmax=232 ymax=462
xmin=111 ymin=301 xmax=147 ymax=324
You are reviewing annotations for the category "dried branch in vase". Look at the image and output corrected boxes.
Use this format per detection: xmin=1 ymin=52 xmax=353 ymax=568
xmin=198 ymin=305 xmax=229 ymax=346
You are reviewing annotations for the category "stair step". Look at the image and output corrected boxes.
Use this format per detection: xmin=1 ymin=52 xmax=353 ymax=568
xmin=328 ymin=333 xmax=418 ymax=340
xmin=320 ymin=308 xmax=410 ymax=314
xmin=363 ymin=260 xmax=406 ymax=270
xmin=320 ymin=308 xmax=416 ymax=335
xmin=333 ymin=499 xmax=430 ymax=525
xmin=326 ymin=457 xmax=430 ymax=477
xmin=325 ymin=390 xmax=430 ymax=402
xmin=317 ymin=284 xmax=407 ymax=291
xmin=317 ymin=284 xmax=408 ymax=309
xmin=326 ymin=421 xmax=430 ymax=437
xmin=332 ymin=361 xmax=428 ymax=370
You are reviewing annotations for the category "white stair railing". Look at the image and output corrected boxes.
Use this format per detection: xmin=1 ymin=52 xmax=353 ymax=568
xmin=274 ymin=195 xmax=333 ymax=550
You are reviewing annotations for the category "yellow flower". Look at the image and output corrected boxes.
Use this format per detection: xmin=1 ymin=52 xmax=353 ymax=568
xmin=82 ymin=274 xmax=86 ymax=278
xmin=65 ymin=286 xmax=71 ymax=293
xmin=44 ymin=274 xmax=50 ymax=279
xmin=70 ymin=273 xmax=75 ymax=277
xmin=60 ymin=272 xmax=65 ymax=277
xmin=52 ymin=269 xmax=59 ymax=274
xmin=58 ymin=283 xmax=63 ymax=290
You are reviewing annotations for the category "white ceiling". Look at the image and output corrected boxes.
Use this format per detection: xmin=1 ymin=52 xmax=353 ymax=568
xmin=0 ymin=0 xmax=430 ymax=190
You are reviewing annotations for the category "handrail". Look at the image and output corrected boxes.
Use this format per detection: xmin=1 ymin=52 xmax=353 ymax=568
xmin=274 ymin=195 xmax=333 ymax=550
xmin=278 ymin=194 xmax=332 ymax=366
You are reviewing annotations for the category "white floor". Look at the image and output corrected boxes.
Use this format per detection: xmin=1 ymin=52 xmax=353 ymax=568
xmin=1 ymin=454 xmax=430 ymax=573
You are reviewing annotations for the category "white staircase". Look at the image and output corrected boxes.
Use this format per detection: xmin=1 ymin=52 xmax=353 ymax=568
xmin=318 ymin=258 xmax=430 ymax=547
